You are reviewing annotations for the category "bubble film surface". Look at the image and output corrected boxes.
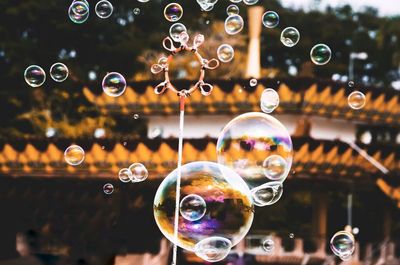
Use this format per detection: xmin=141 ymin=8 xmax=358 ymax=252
xmin=102 ymin=72 xmax=126 ymax=97
xmin=64 ymin=145 xmax=85 ymax=166
xmin=310 ymin=44 xmax=332 ymax=65
xmin=24 ymin=65 xmax=46 ymax=87
xmin=330 ymin=231 xmax=355 ymax=258
xmin=50 ymin=63 xmax=69 ymax=82
xmin=154 ymin=161 xmax=254 ymax=251
xmin=180 ymin=194 xmax=207 ymax=222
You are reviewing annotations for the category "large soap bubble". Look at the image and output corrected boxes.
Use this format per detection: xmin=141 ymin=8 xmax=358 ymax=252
xmin=154 ymin=161 xmax=254 ymax=252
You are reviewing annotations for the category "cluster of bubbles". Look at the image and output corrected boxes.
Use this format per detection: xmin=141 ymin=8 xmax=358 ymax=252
xmin=260 ymin=88 xmax=280 ymax=114
xmin=68 ymin=0 xmax=114 ymax=24
xmin=330 ymin=231 xmax=356 ymax=261
xmin=118 ymin=163 xmax=149 ymax=183
xmin=64 ymin=145 xmax=85 ymax=166
xmin=217 ymin=44 xmax=234 ymax=63
xmin=102 ymin=72 xmax=127 ymax=97
xmin=24 ymin=63 xmax=69 ymax=87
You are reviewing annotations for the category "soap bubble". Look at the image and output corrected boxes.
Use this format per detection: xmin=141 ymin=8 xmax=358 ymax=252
xmin=68 ymin=2 xmax=89 ymax=24
xmin=217 ymin=44 xmax=234 ymax=63
xmin=70 ymin=1 xmax=89 ymax=16
xmin=169 ymin=23 xmax=187 ymax=42
xmin=129 ymin=163 xmax=148 ymax=182
xmin=64 ymin=145 xmax=85 ymax=166
xmin=102 ymin=72 xmax=126 ymax=97
xmin=217 ymin=112 xmax=293 ymax=190
xmin=226 ymin=4 xmax=239 ymax=15
xmin=262 ymin=238 xmax=274 ymax=252
xmin=243 ymin=0 xmax=258 ymax=5
xmin=280 ymin=27 xmax=300 ymax=47
xmin=164 ymin=3 xmax=183 ymax=22
xmin=194 ymin=237 xmax=232 ymax=262
xmin=180 ymin=194 xmax=207 ymax=221
xmin=119 ymin=168 xmax=132 ymax=183
xmin=103 ymin=183 xmax=114 ymax=195
xmin=251 ymin=181 xmax=283 ymax=206
xmin=262 ymin=11 xmax=279 ymax=28
xmin=154 ymin=161 xmax=254 ymax=251
xmin=95 ymin=0 xmax=113 ymax=19
xmin=310 ymin=44 xmax=332 ymax=65
xmin=330 ymin=231 xmax=355 ymax=258
xmin=230 ymin=0 xmax=242 ymax=2
xmin=50 ymin=63 xmax=69 ymax=82
xmin=348 ymin=81 xmax=354 ymax=87
xmin=24 ymin=65 xmax=46 ymax=87
xmin=133 ymin=114 xmax=139 ymax=119
xmin=225 ymin=15 xmax=244 ymax=35
xmin=250 ymin=79 xmax=257 ymax=87
xmin=133 ymin=8 xmax=140 ymax=15
xmin=289 ymin=233 xmax=294 ymax=239
xmin=263 ymin=155 xmax=287 ymax=181
xmin=348 ymin=91 xmax=366 ymax=109
xmin=260 ymin=88 xmax=279 ymax=113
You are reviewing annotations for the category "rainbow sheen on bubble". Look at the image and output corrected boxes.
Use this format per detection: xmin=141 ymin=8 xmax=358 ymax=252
xmin=330 ymin=231 xmax=355 ymax=258
xmin=102 ymin=72 xmax=126 ymax=97
xmin=24 ymin=65 xmax=46 ymax=87
xmin=194 ymin=236 xmax=232 ymax=262
xmin=153 ymin=161 xmax=254 ymax=251
xmin=164 ymin=3 xmax=183 ymax=22
xmin=64 ymin=145 xmax=85 ymax=166
xmin=180 ymin=194 xmax=207 ymax=221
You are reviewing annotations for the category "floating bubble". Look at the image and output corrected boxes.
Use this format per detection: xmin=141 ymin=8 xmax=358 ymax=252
xmin=226 ymin=4 xmax=239 ymax=15
xmin=310 ymin=44 xmax=332 ymax=65
xmin=133 ymin=114 xmax=139 ymax=119
xmin=119 ymin=168 xmax=132 ymax=183
xmin=71 ymin=1 xmax=89 ymax=16
xmin=263 ymin=155 xmax=287 ymax=181
xmin=260 ymin=88 xmax=279 ymax=113
xmin=154 ymin=161 xmax=254 ymax=251
xmin=103 ymin=183 xmax=114 ymax=195
xmin=169 ymin=23 xmax=187 ymax=42
xmin=289 ymin=233 xmax=294 ymax=239
xmin=230 ymin=0 xmax=242 ymax=2
xmin=50 ymin=63 xmax=69 ymax=82
xmin=262 ymin=238 xmax=274 ymax=252
xmin=64 ymin=145 xmax=85 ymax=166
xmin=194 ymin=237 xmax=232 ymax=262
xmin=95 ymin=0 xmax=113 ymax=19
xmin=217 ymin=44 xmax=234 ymax=63
xmin=280 ymin=27 xmax=300 ymax=47
xmin=217 ymin=112 xmax=293 ymax=190
xmin=225 ymin=15 xmax=244 ymax=35
xmin=68 ymin=2 xmax=89 ymax=24
xmin=250 ymin=79 xmax=257 ymax=87
xmin=102 ymin=72 xmax=126 ymax=97
xmin=133 ymin=8 xmax=140 ymax=15
xmin=243 ymin=0 xmax=258 ymax=5
xmin=251 ymin=181 xmax=283 ymax=206
xmin=262 ymin=11 xmax=279 ymax=28
xmin=348 ymin=81 xmax=354 ymax=87
xmin=164 ymin=3 xmax=183 ymax=22
xmin=180 ymin=194 xmax=207 ymax=221
xmin=348 ymin=91 xmax=366 ymax=109
xmin=129 ymin=163 xmax=148 ymax=182
xmin=330 ymin=231 xmax=355 ymax=258
xmin=24 ymin=65 xmax=46 ymax=87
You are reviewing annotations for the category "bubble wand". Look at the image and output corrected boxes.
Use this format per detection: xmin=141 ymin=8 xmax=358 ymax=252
xmin=151 ymin=32 xmax=219 ymax=265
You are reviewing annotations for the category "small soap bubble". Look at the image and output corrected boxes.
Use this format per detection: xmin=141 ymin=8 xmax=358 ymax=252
xmin=262 ymin=11 xmax=279 ymax=28
xmin=133 ymin=8 xmax=140 ymax=15
xmin=310 ymin=44 xmax=332 ymax=65
xmin=260 ymin=88 xmax=280 ymax=113
xmin=348 ymin=81 xmax=354 ymax=87
xmin=251 ymin=181 xmax=283 ymax=207
xmin=24 ymin=65 xmax=46 ymax=87
xmin=194 ymin=237 xmax=232 ymax=262
xmin=119 ymin=168 xmax=132 ymax=183
xmin=330 ymin=231 xmax=355 ymax=258
xmin=50 ymin=63 xmax=69 ymax=82
xmin=102 ymin=72 xmax=126 ymax=97
xmin=280 ymin=27 xmax=300 ymax=47
xmin=169 ymin=23 xmax=187 ymax=42
xmin=226 ymin=4 xmax=239 ymax=15
xmin=103 ymin=183 xmax=114 ymax=195
xmin=262 ymin=238 xmax=274 ymax=252
xmin=71 ymin=1 xmax=89 ymax=16
xmin=95 ymin=0 xmax=113 ymax=19
xmin=289 ymin=233 xmax=294 ymax=239
xmin=263 ymin=155 xmax=287 ymax=181
xmin=64 ymin=145 xmax=85 ymax=166
xmin=164 ymin=3 xmax=183 ymax=22
xmin=250 ymin=79 xmax=257 ymax=87
xmin=129 ymin=163 xmax=148 ymax=182
xmin=225 ymin=15 xmax=244 ymax=35
xmin=348 ymin=91 xmax=366 ymax=109
xmin=180 ymin=194 xmax=207 ymax=221
xmin=68 ymin=2 xmax=89 ymax=24
xmin=217 ymin=44 xmax=234 ymax=63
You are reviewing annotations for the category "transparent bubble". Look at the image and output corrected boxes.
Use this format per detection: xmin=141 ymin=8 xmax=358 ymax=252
xmin=348 ymin=81 xmax=355 ymax=87
xmin=250 ymin=79 xmax=257 ymax=87
xmin=194 ymin=237 xmax=232 ymax=262
xmin=217 ymin=112 xmax=293 ymax=190
xmin=243 ymin=0 xmax=258 ymax=5
xmin=169 ymin=23 xmax=187 ymax=42
xmin=348 ymin=91 xmax=366 ymax=109
xmin=133 ymin=8 xmax=140 ymax=15
xmin=129 ymin=163 xmax=148 ymax=182
xmin=68 ymin=2 xmax=89 ymax=24
xmin=310 ymin=44 xmax=332 ymax=65
xmin=154 ymin=161 xmax=254 ymax=251
xmin=260 ymin=88 xmax=280 ymax=113
xmin=280 ymin=27 xmax=300 ymax=47
xmin=103 ymin=183 xmax=114 ymax=195
xmin=225 ymin=15 xmax=244 ymax=35
xmin=137 ymin=0 xmax=149 ymax=2
xmin=119 ymin=168 xmax=132 ymax=183
xmin=102 ymin=72 xmax=126 ymax=97
xmin=251 ymin=181 xmax=283 ymax=206
xmin=230 ymin=0 xmax=242 ymax=2
xmin=226 ymin=4 xmax=239 ymax=15
xmin=262 ymin=11 xmax=279 ymax=28
xmin=262 ymin=238 xmax=274 ymax=252
xmin=200 ymin=3 xmax=215 ymax=11
xmin=95 ymin=0 xmax=113 ymax=19
xmin=164 ymin=3 xmax=183 ymax=22
xmin=24 ymin=65 xmax=46 ymax=87
xmin=180 ymin=194 xmax=207 ymax=221
xmin=217 ymin=44 xmax=234 ymax=63
xmin=64 ymin=145 xmax=85 ymax=166
xmin=50 ymin=63 xmax=69 ymax=82
xmin=330 ymin=231 xmax=355 ymax=258
xmin=263 ymin=155 xmax=287 ymax=180
xmin=289 ymin=233 xmax=294 ymax=239
xmin=71 ymin=1 xmax=89 ymax=16
xmin=133 ymin=114 xmax=139 ymax=119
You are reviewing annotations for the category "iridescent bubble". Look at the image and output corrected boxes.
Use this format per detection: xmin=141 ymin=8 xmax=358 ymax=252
xmin=330 ymin=231 xmax=355 ymax=258
xmin=262 ymin=11 xmax=279 ymax=28
xmin=226 ymin=4 xmax=239 ymax=15
xmin=71 ymin=1 xmax=89 ymax=16
xmin=280 ymin=27 xmax=300 ymax=47
xmin=103 ymin=183 xmax=114 ymax=195
xmin=251 ymin=181 xmax=283 ymax=206
xmin=180 ymin=194 xmax=207 ymax=221
xmin=250 ymin=78 xmax=257 ymax=87
xmin=64 ymin=145 xmax=85 ymax=166
xmin=194 ymin=237 xmax=232 ymax=262
xmin=95 ymin=0 xmax=113 ymax=19
xmin=24 ymin=65 xmax=46 ymax=87
xmin=225 ymin=15 xmax=244 ymax=35
xmin=102 ymin=72 xmax=126 ymax=97
xmin=217 ymin=44 xmax=234 ymax=63
xmin=169 ymin=23 xmax=187 ymax=42
xmin=217 ymin=112 xmax=293 ymax=190
xmin=50 ymin=63 xmax=69 ymax=82
xmin=129 ymin=163 xmax=148 ymax=182
xmin=262 ymin=238 xmax=274 ymax=252
xmin=260 ymin=88 xmax=279 ymax=113
xmin=164 ymin=3 xmax=183 ymax=22
xmin=119 ymin=168 xmax=132 ymax=183
xmin=68 ymin=3 xmax=89 ymax=24
xmin=263 ymin=155 xmax=287 ymax=180
xmin=348 ymin=91 xmax=366 ymax=109
xmin=154 ymin=161 xmax=254 ymax=251
xmin=310 ymin=44 xmax=332 ymax=65
xmin=243 ymin=0 xmax=258 ymax=5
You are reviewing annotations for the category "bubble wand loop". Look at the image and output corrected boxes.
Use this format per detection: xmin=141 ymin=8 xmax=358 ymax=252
xmin=151 ymin=32 xmax=219 ymax=265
